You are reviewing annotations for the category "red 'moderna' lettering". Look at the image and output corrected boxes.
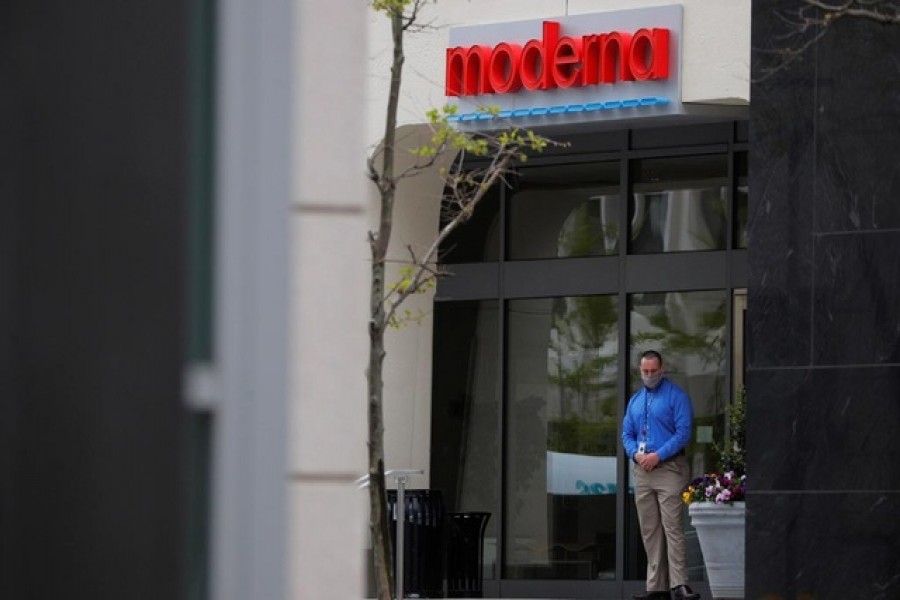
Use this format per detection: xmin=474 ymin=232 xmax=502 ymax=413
xmin=445 ymin=22 xmax=669 ymax=97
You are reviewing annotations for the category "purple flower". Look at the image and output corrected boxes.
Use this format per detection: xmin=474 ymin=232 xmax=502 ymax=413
xmin=683 ymin=471 xmax=748 ymax=505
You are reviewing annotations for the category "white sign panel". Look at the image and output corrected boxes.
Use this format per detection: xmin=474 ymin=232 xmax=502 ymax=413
xmin=546 ymin=451 xmax=619 ymax=495
xmin=446 ymin=5 xmax=683 ymax=129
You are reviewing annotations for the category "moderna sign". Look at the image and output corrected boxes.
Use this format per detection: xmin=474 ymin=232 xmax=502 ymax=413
xmin=445 ymin=5 xmax=683 ymax=127
xmin=446 ymin=22 xmax=670 ymax=96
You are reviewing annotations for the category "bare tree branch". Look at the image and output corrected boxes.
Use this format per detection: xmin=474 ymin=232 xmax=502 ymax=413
xmin=402 ymin=0 xmax=433 ymax=32
xmin=804 ymin=0 xmax=900 ymax=22
xmin=756 ymin=0 xmax=899 ymax=80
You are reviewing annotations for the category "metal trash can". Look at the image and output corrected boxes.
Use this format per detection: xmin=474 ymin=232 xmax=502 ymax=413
xmin=446 ymin=512 xmax=491 ymax=598
xmin=387 ymin=489 xmax=445 ymax=598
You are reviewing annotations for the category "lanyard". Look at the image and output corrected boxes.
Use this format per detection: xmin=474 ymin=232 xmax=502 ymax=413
xmin=642 ymin=389 xmax=655 ymax=441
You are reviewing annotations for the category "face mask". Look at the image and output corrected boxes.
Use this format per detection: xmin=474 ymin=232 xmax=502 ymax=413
xmin=642 ymin=373 xmax=662 ymax=389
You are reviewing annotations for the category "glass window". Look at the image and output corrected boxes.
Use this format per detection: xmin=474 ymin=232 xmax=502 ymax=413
xmin=624 ymin=290 xmax=728 ymax=581
xmin=505 ymin=295 xmax=619 ymax=580
xmin=630 ymin=155 xmax=728 ymax=253
xmin=439 ymin=186 xmax=501 ymax=264
xmin=509 ymin=163 xmax=620 ymax=260
xmin=430 ymin=301 xmax=500 ymax=579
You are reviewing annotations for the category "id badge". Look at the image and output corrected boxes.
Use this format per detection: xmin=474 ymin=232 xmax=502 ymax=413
xmin=638 ymin=442 xmax=646 ymax=454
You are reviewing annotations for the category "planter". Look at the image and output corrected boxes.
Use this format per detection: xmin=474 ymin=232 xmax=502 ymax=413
xmin=688 ymin=501 xmax=745 ymax=599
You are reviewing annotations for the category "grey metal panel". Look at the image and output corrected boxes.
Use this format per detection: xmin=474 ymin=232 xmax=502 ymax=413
xmin=630 ymin=120 xmax=731 ymax=149
xmin=626 ymin=143 xmax=729 ymax=159
xmin=730 ymin=249 xmax=748 ymax=287
xmin=435 ymin=263 xmax=500 ymax=301
xmin=212 ymin=0 xmax=291 ymax=598
xmin=625 ymin=252 xmax=729 ymax=292
xmin=497 ymin=579 xmax=712 ymax=599
xmin=504 ymin=256 xmax=620 ymax=298
xmin=499 ymin=580 xmax=622 ymax=599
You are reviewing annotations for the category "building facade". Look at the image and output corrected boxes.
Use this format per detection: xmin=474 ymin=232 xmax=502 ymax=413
xmin=367 ymin=1 xmax=749 ymax=597
xmin=371 ymin=0 xmax=900 ymax=598
xmin=3 ymin=0 xmax=898 ymax=599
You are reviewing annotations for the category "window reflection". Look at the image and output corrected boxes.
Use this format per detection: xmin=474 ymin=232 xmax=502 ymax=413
xmin=439 ymin=187 xmax=500 ymax=263
xmin=430 ymin=301 xmax=500 ymax=579
xmin=506 ymin=296 xmax=618 ymax=580
xmin=631 ymin=155 xmax=728 ymax=253
xmin=509 ymin=163 xmax=619 ymax=260
xmin=558 ymin=195 xmax=619 ymax=257
xmin=625 ymin=290 xmax=728 ymax=581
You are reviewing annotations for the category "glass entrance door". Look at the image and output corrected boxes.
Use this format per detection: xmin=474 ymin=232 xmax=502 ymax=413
xmin=431 ymin=120 xmax=748 ymax=597
xmin=624 ymin=290 xmax=729 ymax=582
xmin=505 ymin=296 xmax=620 ymax=581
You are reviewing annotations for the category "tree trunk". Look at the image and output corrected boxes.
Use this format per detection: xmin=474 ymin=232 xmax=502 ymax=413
xmin=368 ymin=251 xmax=393 ymax=600
xmin=368 ymin=8 xmax=405 ymax=600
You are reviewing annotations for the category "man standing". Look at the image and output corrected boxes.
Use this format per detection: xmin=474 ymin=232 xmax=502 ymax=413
xmin=622 ymin=350 xmax=701 ymax=600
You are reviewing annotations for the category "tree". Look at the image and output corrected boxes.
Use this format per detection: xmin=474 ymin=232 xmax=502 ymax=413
xmin=366 ymin=2 xmax=562 ymax=598
xmin=715 ymin=386 xmax=746 ymax=476
xmin=758 ymin=0 xmax=899 ymax=79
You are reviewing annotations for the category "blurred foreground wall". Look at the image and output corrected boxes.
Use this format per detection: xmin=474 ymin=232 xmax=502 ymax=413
xmin=0 ymin=1 xmax=189 ymax=598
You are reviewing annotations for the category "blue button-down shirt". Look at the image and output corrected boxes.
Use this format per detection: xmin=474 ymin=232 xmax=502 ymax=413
xmin=622 ymin=377 xmax=693 ymax=462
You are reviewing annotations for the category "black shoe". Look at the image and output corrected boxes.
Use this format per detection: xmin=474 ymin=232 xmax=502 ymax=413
xmin=633 ymin=592 xmax=670 ymax=600
xmin=671 ymin=584 xmax=700 ymax=600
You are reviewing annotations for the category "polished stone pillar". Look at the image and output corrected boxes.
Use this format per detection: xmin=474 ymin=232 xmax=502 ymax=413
xmin=748 ymin=1 xmax=900 ymax=597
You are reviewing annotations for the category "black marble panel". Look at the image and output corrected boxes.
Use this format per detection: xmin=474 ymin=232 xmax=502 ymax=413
xmin=748 ymin=1 xmax=817 ymax=369
xmin=750 ymin=1 xmax=900 ymax=598
xmin=814 ymin=17 xmax=900 ymax=233
xmin=747 ymin=492 xmax=900 ymax=600
xmin=748 ymin=366 xmax=900 ymax=492
xmin=813 ymin=231 xmax=900 ymax=365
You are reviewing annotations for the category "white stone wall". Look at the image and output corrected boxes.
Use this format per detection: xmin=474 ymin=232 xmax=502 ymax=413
xmin=365 ymin=125 xmax=454 ymax=492
xmin=288 ymin=1 xmax=369 ymax=598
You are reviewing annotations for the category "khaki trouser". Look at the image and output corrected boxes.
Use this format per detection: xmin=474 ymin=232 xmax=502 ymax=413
xmin=633 ymin=454 xmax=690 ymax=592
